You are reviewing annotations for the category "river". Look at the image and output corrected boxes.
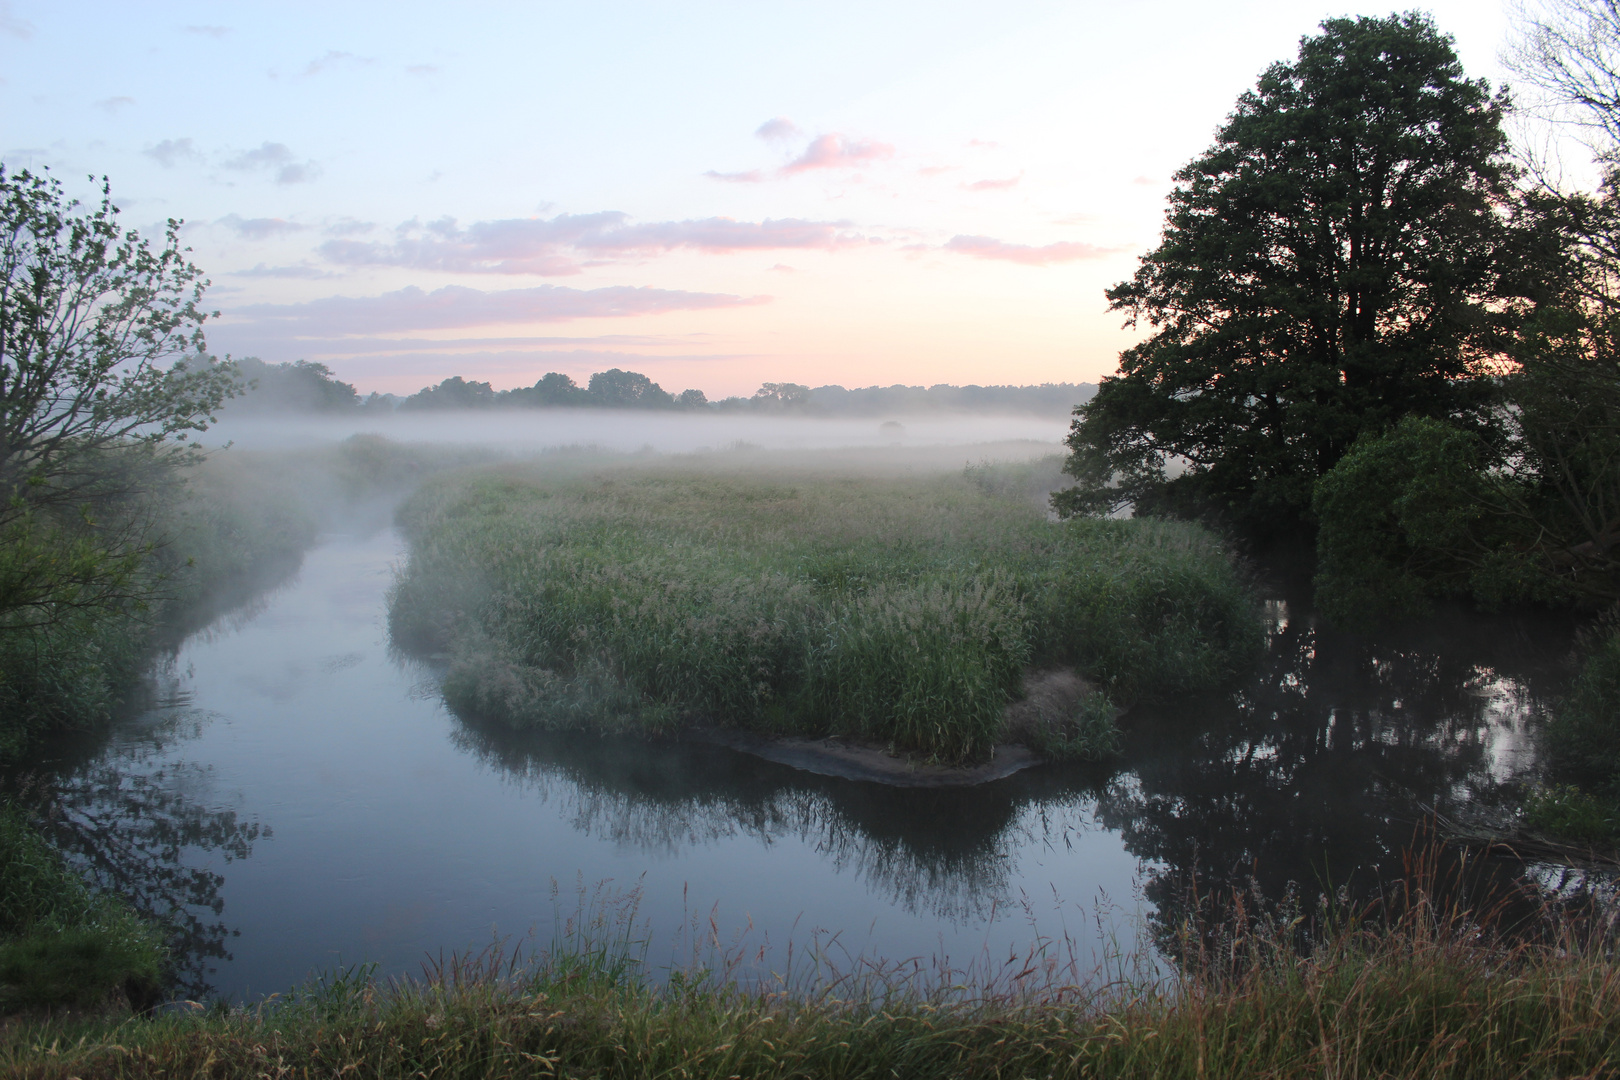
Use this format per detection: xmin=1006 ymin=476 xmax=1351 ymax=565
xmin=14 ymin=518 xmax=1576 ymax=1002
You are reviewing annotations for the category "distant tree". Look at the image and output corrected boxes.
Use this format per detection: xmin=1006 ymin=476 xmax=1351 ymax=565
xmin=0 ymin=167 xmax=236 ymax=629
xmin=399 ymin=376 xmax=497 ymax=411
xmin=677 ymin=388 xmax=709 ymax=408
xmin=751 ymin=382 xmax=812 ymax=410
xmin=1057 ymin=14 xmax=1516 ymax=536
xmin=528 ymin=371 xmax=588 ymax=407
xmin=586 ymin=368 xmax=675 ymax=408
xmin=228 ymin=357 xmax=358 ymax=413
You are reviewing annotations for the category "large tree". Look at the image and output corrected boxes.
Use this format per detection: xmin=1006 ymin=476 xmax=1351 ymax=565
xmin=1057 ymin=14 xmax=1516 ymax=535
xmin=0 ymin=167 xmax=236 ymax=628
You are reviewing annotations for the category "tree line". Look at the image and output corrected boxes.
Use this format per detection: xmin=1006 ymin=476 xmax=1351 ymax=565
xmin=223 ymin=359 xmax=1095 ymax=417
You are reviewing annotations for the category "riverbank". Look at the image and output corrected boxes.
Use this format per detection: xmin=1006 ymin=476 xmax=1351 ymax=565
xmin=4 ymin=882 xmax=1616 ymax=1079
xmin=388 ymin=451 xmax=1262 ymax=765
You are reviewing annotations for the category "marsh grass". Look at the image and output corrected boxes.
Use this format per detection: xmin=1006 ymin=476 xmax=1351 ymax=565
xmin=4 ymin=855 xmax=1618 ymax=1079
xmin=391 ymin=454 xmax=1262 ymax=763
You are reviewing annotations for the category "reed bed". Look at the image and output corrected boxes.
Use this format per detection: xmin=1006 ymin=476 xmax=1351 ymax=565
xmin=388 ymin=455 xmax=1262 ymax=763
xmin=5 ymin=869 xmax=1617 ymax=1079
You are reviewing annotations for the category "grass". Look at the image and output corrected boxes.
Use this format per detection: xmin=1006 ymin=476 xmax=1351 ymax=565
xmin=0 ymin=804 xmax=163 ymax=1013
xmin=2 ymin=866 xmax=1617 ymax=1079
xmin=389 ymin=452 xmax=1262 ymax=763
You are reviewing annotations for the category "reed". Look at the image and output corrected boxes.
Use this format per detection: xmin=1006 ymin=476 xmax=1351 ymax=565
xmin=389 ymin=455 xmax=1263 ymax=763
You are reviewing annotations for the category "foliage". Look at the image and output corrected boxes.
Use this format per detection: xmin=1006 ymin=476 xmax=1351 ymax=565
xmin=0 ymin=804 xmax=163 ymax=1011
xmin=1522 ymin=783 xmax=1619 ymax=842
xmin=0 ymin=167 xmax=236 ymax=629
xmin=389 ymin=455 xmax=1260 ymax=763
xmin=1543 ymin=618 xmax=1620 ymax=794
xmin=1057 ymin=14 xmax=1514 ymax=535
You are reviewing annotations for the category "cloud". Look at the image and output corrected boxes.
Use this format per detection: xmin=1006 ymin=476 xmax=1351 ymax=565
xmin=319 ymin=213 xmax=868 ymax=274
xmin=405 ymin=63 xmax=440 ymax=75
xmin=781 ymin=134 xmax=893 ymax=175
xmin=704 ymin=169 xmax=765 ymax=183
xmin=96 ymin=96 xmax=135 ymax=112
xmin=144 ymin=137 xmax=200 ymax=167
xmin=943 ymin=234 xmax=1116 ymax=265
xmin=228 ymin=263 xmax=338 ymax=279
xmin=964 ymin=175 xmax=1021 ymax=192
xmin=1131 ymin=175 xmax=1157 ymax=186
xmin=766 ymin=263 xmax=796 ymax=273
xmin=1 ymin=2 xmax=33 ymax=38
xmin=755 ymin=117 xmax=802 ymax=142
xmin=966 ymin=138 xmax=1000 ymax=149
xmin=222 ymin=283 xmax=768 ymax=338
xmin=224 ymin=142 xmax=320 ymax=185
xmin=184 ymin=25 xmax=230 ymax=37
xmin=218 ymin=214 xmax=308 ymax=239
xmin=303 ymin=50 xmax=371 ymax=76
xmin=323 ymin=217 xmax=375 ymax=236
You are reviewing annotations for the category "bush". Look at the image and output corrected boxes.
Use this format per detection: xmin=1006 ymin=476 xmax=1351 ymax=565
xmin=1543 ymin=620 xmax=1620 ymax=798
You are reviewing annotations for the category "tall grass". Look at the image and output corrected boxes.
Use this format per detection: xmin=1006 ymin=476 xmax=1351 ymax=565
xmin=4 ymin=862 xmax=1617 ymax=1078
xmin=390 ymin=454 xmax=1262 ymax=763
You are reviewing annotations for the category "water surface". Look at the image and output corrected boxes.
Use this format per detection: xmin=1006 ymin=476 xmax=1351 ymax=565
xmin=16 ymin=525 xmax=1573 ymax=1001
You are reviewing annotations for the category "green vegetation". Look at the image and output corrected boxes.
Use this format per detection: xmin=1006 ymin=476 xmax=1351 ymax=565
xmin=1057 ymin=14 xmax=1512 ymax=536
xmin=390 ymin=453 xmax=1260 ymax=764
xmin=0 ymin=804 xmax=163 ymax=1012
xmin=4 ymin=883 xmax=1617 ymax=1079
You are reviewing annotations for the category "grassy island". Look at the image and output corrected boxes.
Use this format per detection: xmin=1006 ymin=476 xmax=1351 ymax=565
xmin=388 ymin=452 xmax=1262 ymax=763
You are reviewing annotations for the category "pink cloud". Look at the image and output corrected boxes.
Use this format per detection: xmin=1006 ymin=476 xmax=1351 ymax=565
xmin=963 ymin=175 xmax=1021 ymax=192
xmin=218 ymin=283 xmax=767 ymax=341
xmin=1131 ymin=175 xmax=1157 ymax=186
xmin=781 ymin=134 xmax=894 ymax=175
xmin=943 ymin=235 xmax=1116 ymax=266
xmin=319 ymin=213 xmax=868 ymax=274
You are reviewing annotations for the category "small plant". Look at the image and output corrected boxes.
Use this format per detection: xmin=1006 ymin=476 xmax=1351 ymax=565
xmin=1522 ymin=783 xmax=1618 ymax=844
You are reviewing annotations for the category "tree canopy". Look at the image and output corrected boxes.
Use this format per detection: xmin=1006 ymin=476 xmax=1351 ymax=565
xmin=1057 ymin=14 xmax=1516 ymax=535
xmin=0 ymin=167 xmax=236 ymax=628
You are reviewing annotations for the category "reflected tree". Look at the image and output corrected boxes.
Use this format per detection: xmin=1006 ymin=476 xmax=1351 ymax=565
xmin=451 ymin=720 xmax=1112 ymax=924
xmin=5 ymin=696 xmax=267 ymax=999
xmin=1095 ymin=603 xmax=1573 ymax=961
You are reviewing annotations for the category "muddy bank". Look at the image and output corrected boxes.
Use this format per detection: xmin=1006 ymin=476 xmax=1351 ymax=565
xmin=693 ymin=730 xmax=1042 ymax=787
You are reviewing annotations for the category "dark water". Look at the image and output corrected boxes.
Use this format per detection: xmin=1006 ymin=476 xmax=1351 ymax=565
xmin=10 ymin=527 xmax=1578 ymax=1002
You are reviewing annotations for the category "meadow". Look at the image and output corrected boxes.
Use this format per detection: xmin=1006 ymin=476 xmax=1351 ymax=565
xmin=388 ymin=450 xmax=1263 ymax=764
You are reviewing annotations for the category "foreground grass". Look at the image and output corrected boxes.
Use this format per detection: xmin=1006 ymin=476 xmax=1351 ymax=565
xmin=4 ymin=892 xmax=1617 ymax=1079
xmin=389 ymin=453 xmax=1262 ymax=763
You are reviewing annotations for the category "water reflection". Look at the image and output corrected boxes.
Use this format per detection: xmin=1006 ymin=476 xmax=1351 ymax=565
xmin=453 ymin=719 xmax=1115 ymax=923
xmin=11 ymin=700 xmax=266 ymax=999
xmin=1097 ymin=601 xmax=1574 ymax=951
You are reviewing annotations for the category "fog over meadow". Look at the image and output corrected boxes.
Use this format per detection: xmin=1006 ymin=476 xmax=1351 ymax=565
xmin=199 ymin=409 xmax=1072 ymax=459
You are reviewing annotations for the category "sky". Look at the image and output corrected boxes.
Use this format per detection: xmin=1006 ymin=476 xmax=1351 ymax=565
xmin=2 ymin=1 xmax=1529 ymax=398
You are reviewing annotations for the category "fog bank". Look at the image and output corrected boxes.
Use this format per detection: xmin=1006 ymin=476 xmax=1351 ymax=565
xmin=199 ymin=409 xmax=1071 ymax=456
